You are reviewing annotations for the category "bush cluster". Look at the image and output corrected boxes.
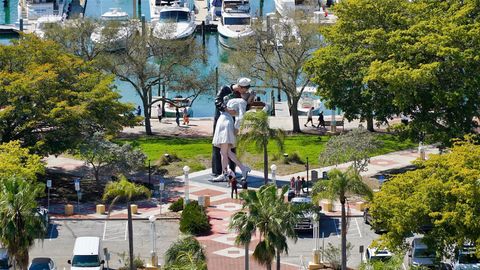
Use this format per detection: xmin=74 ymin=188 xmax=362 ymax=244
xmin=283 ymin=152 xmax=305 ymax=164
xmin=169 ymin=198 xmax=184 ymax=212
xmin=179 ymin=201 xmax=211 ymax=235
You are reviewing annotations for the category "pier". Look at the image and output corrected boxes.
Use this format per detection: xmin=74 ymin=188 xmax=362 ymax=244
xmin=193 ymin=0 xmax=218 ymax=32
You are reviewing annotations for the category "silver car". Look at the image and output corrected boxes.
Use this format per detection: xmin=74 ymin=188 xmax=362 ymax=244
xmin=409 ymin=237 xmax=436 ymax=269
xmin=28 ymin=258 xmax=56 ymax=270
xmin=452 ymin=246 xmax=480 ymax=270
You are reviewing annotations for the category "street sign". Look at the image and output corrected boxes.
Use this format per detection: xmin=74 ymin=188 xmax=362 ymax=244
xmin=159 ymin=179 xmax=165 ymax=191
xmin=46 ymin=180 xmax=52 ymax=188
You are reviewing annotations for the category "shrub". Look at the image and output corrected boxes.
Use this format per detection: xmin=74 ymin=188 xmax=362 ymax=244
xmin=324 ymin=242 xmax=353 ymax=270
xmin=164 ymin=235 xmax=206 ymax=266
xmin=117 ymin=253 xmax=145 ymax=270
xmin=169 ymin=198 xmax=184 ymax=212
xmin=283 ymin=152 xmax=305 ymax=164
xmin=179 ymin=201 xmax=211 ymax=235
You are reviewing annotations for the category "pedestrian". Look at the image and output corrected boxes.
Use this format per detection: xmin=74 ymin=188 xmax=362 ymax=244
xmin=157 ymin=104 xmax=163 ymax=123
xmin=175 ymin=107 xmax=180 ymax=126
xmin=301 ymin=177 xmax=306 ymax=194
xmin=295 ymin=176 xmax=302 ymax=195
xmin=229 ymin=174 xmax=238 ymax=199
xmin=304 ymin=107 xmax=315 ymax=127
xmin=136 ymin=105 xmax=142 ymax=116
xmin=317 ymin=111 xmax=325 ymax=129
xmin=183 ymin=107 xmax=190 ymax=126
xmin=290 ymin=177 xmax=295 ymax=190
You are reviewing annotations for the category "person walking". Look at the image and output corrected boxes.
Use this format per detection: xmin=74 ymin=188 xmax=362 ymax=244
xmin=304 ymin=107 xmax=315 ymax=127
xmin=157 ymin=104 xmax=163 ymax=123
xmin=301 ymin=177 xmax=306 ymax=194
xmin=229 ymin=174 xmax=238 ymax=199
xmin=317 ymin=111 xmax=326 ymax=129
xmin=183 ymin=107 xmax=190 ymax=126
xmin=241 ymin=179 xmax=248 ymax=192
xmin=175 ymin=107 xmax=180 ymax=126
xmin=295 ymin=176 xmax=302 ymax=195
xmin=136 ymin=105 xmax=142 ymax=116
xmin=290 ymin=177 xmax=295 ymax=190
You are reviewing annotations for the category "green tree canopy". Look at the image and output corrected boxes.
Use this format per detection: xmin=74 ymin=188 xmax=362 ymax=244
xmin=0 ymin=141 xmax=44 ymax=181
xmin=305 ymin=0 xmax=480 ymax=140
xmin=0 ymin=35 xmax=135 ymax=155
xmin=371 ymin=136 xmax=480 ymax=257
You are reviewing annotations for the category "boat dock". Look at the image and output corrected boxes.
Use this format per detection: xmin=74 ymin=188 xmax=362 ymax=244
xmin=194 ymin=0 xmax=218 ymax=32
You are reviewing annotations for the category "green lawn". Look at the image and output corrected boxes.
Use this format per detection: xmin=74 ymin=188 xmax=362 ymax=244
xmin=118 ymin=133 xmax=416 ymax=177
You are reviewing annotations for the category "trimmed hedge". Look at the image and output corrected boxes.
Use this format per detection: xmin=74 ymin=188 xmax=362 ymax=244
xmin=179 ymin=201 xmax=211 ymax=235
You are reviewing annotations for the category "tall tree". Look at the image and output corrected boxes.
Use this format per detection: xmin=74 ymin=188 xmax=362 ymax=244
xmin=228 ymin=16 xmax=323 ymax=132
xmin=103 ymin=176 xmax=151 ymax=270
xmin=0 ymin=35 xmax=135 ymax=155
xmin=238 ymin=111 xmax=285 ymax=184
xmin=229 ymin=185 xmax=299 ymax=270
xmin=99 ymin=22 xmax=206 ymax=135
xmin=370 ymin=136 xmax=480 ymax=256
xmin=0 ymin=176 xmax=47 ymax=269
xmin=0 ymin=141 xmax=44 ymax=181
xmin=312 ymin=168 xmax=372 ymax=270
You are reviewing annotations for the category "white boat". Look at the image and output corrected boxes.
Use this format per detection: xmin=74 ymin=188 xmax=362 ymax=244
xmin=153 ymin=96 xmax=193 ymax=117
xmin=151 ymin=4 xmax=196 ymax=40
xmin=33 ymin=15 xmax=63 ymax=38
xmin=297 ymin=86 xmax=321 ymax=115
xmin=217 ymin=0 xmax=254 ymax=49
xmin=90 ymin=8 xmax=130 ymax=51
xmin=18 ymin=0 xmax=64 ymax=21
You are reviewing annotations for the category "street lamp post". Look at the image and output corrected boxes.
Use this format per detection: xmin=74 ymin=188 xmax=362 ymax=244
xmin=46 ymin=179 xmax=52 ymax=212
xmin=148 ymin=215 xmax=158 ymax=267
xmin=183 ymin=166 xmax=190 ymax=204
xmin=306 ymin=157 xmax=309 ymax=194
xmin=270 ymin=164 xmax=277 ymax=187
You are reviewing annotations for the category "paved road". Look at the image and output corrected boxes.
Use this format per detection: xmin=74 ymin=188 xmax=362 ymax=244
xmin=29 ymin=220 xmax=179 ymax=270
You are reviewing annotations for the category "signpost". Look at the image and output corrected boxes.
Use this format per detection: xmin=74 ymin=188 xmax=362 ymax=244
xmin=46 ymin=180 xmax=52 ymax=212
xmin=159 ymin=179 xmax=165 ymax=215
xmin=74 ymin=178 xmax=80 ymax=212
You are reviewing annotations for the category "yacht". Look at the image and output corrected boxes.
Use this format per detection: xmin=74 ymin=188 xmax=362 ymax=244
xmin=33 ymin=15 xmax=63 ymax=38
xmin=151 ymin=3 xmax=196 ymax=40
xmin=153 ymin=96 xmax=193 ymax=117
xmin=297 ymin=86 xmax=321 ymax=115
xmin=217 ymin=0 xmax=254 ymax=49
xmin=90 ymin=8 xmax=130 ymax=51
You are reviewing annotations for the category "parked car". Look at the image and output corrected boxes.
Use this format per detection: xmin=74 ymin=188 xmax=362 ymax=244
xmin=29 ymin=258 xmax=56 ymax=270
xmin=452 ymin=245 xmax=480 ymax=270
xmin=365 ymin=246 xmax=393 ymax=262
xmin=363 ymin=207 xmax=387 ymax=233
xmin=409 ymin=237 xmax=437 ymax=269
xmin=68 ymin=237 xmax=105 ymax=270
xmin=290 ymin=196 xmax=315 ymax=231
xmin=0 ymin=249 xmax=9 ymax=270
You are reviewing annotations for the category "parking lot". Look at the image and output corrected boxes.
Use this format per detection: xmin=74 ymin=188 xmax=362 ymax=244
xmin=282 ymin=216 xmax=380 ymax=268
xmin=29 ymin=220 xmax=179 ymax=270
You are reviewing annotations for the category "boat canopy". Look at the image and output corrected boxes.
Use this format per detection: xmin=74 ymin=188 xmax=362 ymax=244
xmin=224 ymin=16 xmax=250 ymax=25
xmin=160 ymin=10 xmax=190 ymax=22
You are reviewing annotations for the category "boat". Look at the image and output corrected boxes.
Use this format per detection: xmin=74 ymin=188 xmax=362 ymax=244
xmin=297 ymin=86 xmax=321 ymax=116
xmin=90 ymin=8 xmax=130 ymax=51
xmin=33 ymin=15 xmax=63 ymax=38
xmin=274 ymin=0 xmax=336 ymax=23
xmin=18 ymin=0 xmax=64 ymax=22
xmin=151 ymin=3 xmax=196 ymax=40
xmin=153 ymin=96 xmax=193 ymax=117
xmin=217 ymin=0 xmax=254 ymax=49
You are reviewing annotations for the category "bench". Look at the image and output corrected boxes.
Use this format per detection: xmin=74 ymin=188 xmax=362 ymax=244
xmin=321 ymin=118 xmax=345 ymax=131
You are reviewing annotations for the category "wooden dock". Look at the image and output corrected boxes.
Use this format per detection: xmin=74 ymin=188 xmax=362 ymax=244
xmin=194 ymin=0 xmax=218 ymax=32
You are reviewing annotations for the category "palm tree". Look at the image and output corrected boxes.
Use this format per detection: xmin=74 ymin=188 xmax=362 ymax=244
xmin=164 ymin=235 xmax=207 ymax=270
xmin=312 ymin=168 xmax=373 ymax=270
xmin=229 ymin=185 xmax=300 ymax=270
xmin=103 ymin=176 xmax=151 ymax=270
xmin=0 ymin=176 xmax=47 ymax=269
xmin=238 ymin=110 xmax=285 ymax=184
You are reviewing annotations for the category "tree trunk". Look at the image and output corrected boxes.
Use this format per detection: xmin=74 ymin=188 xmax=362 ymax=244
xmin=266 ymin=262 xmax=272 ymax=270
xmin=291 ymin=98 xmax=301 ymax=133
xmin=18 ymin=249 xmax=29 ymax=270
xmin=340 ymin=197 xmax=347 ymax=270
xmin=366 ymin=116 xmax=374 ymax=132
xmin=263 ymin=142 xmax=268 ymax=185
xmin=276 ymin=250 xmax=281 ymax=270
xmin=143 ymin=103 xmax=152 ymax=135
xmin=127 ymin=201 xmax=135 ymax=270
xmin=245 ymin=243 xmax=249 ymax=270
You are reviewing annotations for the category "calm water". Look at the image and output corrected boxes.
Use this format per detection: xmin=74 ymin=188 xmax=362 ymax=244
xmin=1 ymin=0 xmax=336 ymax=117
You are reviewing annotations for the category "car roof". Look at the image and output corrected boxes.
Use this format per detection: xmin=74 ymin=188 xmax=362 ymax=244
xmin=73 ymin=237 xmax=100 ymax=255
xmin=413 ymin=237 xmax=428 ymax=249
xmin=291 ymin=197 xmax=312 ymax=203
xmin=31 ymin=258 xmax=53 ymax=264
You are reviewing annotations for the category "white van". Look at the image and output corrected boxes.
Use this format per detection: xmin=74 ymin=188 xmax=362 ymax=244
xmin=68 ymin=237 xmax=104 ymax=270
